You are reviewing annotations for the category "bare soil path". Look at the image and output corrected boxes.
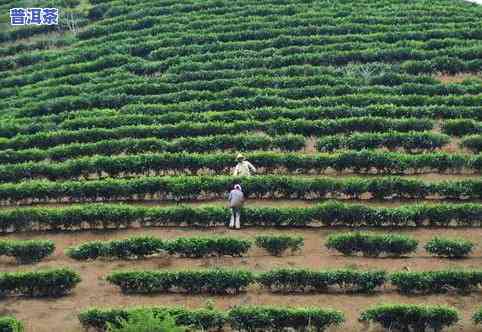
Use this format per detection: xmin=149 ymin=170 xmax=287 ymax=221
xmin=1 ymin=227 xmax=481 ymax=332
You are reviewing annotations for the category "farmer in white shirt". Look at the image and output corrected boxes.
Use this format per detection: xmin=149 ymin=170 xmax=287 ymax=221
xmin=233 ymin=153 xmax=256 ymax=176
xmin=228 ymin=184 xmax=244 ymax=229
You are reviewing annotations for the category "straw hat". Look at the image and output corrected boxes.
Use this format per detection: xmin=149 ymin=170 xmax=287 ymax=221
xmin=236 ymin=153 xmax=245 ymax=161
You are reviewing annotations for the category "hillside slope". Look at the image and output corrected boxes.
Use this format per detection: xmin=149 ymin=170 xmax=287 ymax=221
xmin=0 ymin=0 xmax=481 ymax=205
xmin=1 ymin=1 xmax=482 ymax=331
xmin=1 ymin=0 xmax=482 ymax=126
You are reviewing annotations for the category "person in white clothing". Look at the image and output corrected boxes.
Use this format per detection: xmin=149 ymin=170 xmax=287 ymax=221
xmin=228 ymin=184 xmax=244 ymax=229
xmin=233 ymin=153 xmax=256 ymax=176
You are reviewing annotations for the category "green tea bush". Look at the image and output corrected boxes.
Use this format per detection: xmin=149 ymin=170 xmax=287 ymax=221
xmin=0 ymin=134 xmax=305 ymax=164
xmin=1 ymin=175 xmax=481 ymax=204
xmin=68 ymin=105 xmax=482 ymax=124
xmin=461 ymin=135 xmax=482 ymax=152
xmin=254 ymin=235 xmax=303 ymax=256
xmin=1 ymin=150 xmax=480 ymax=182
xmin=317 ymin=131 xmax=449 ymax=152
xmin=106 ymin=311 xmax=186 ymax=332
xmin=360 ymin=304 xmax=459 ymax=332
xmin=442 ymin=119 xmax=482 ymax=136
xmin=257 ymin=268 xmax=386 ymax=293
xmin=0 ymin=239 xmax=55 ymax=264
xmin=67 ymin=236 xmax=251 ymax=260
xmin=0 ymin=317 xmax=24 ymax=332
xmin=229 ymin=306 xmax=345 ymax=332
xmin=79 ymin=307 xmax=227 ymax=331
xmin=78 ymin=305 xmax=344 ymax=331
xmin=66 ymin=236 xmax=164 ymax=260
xmin=107 ymin=269 xmax=254 ymax=294
xmin=325 ymin=232 xmax=418 ymax=257
xmin=100 ymin=236 xmax=163 ymax=259
xmin=2 ymin=201 xmax=482 ymax=233
xmin=0 ymin=117 xmax=433 ymax=149
xmin=165 ymin=237 xmax=251 ymax=257
xmin=66 ymin=241 xmax=109 ymax=260
xmin=390 ymin=270 xmax=482 ymax=294
xmin=474 ymin=308 xmax=482 ymax=326
xmin=0 ymin=118 xmax=432 ymax=150
xmin=0 ymin=268 xmax=81 ymax=297
xmin=424 ymin=237 xmax=475 ymax=258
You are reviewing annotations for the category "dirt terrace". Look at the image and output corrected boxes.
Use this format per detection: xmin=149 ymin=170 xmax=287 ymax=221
xmin=0 ymin=227 xmax=481 ymax=332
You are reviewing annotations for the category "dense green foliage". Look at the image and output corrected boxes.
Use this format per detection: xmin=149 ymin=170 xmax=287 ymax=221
xmin=66 ymin=236 xmax=164 ymax=260
xmin=3 ymin=150 xmax=482 ymax=182
xmin=106 ymin=312 xmax=186 ymax=332
xmin=0 ymin=0 xmax=481 ymax=222
xmin=254 ymin=234 xmax=304 ymax=256
xmin=0 ymin=176 xmax=481 ymax=204
xmin=0 ymin=268 xmax=81 ymax=297
xmin=325 ymin=232 xmax=418 ymax=257
xmin=317 ymin=131 xmax=450 ymax=152
xmin=390 ymin=270 xmax=482 ymax=294
xmin=257 ymin=268 xmax=387 ymax=293
xmin=66 ymin=236 xmax=251 ymax=260
xmin=0 ymin=117 xmax=434 ymax=151
xmin=360 ymin=304 xmax=459 ymax=332
xmin=21 ymin=105 xmax=482 ymax=133
xmin=462 ymin=135 xmax=482 ymax=152
xmin=0 ymin=317 xmax=24 ymax=332
xmin=105 ymin=267 xmax=482 ymax=296
xmin=442 ymin=119 xmax=482 ymax=137
xmin=424 ymin=237 xmax=475 ymax=258
xmin=107 ymin=269 xmax=254 ymax=294
xmin=474 ymin=308 xmax=482 ymax=326
xmin=1 ymin=0 xmax=482 ymax=330
xmin=0 ymin=134 xmax=305 ymax=164
xmin=1 ymin=0 xmax=482 ymax=153
xmin=78 ymin=305 xmax=344 ymax=331
xmin=2 ymin=201 xmax=482 ymax=233
xmin=0 ymin=239 xmax=55 ymax=264
xmin=228 ymin=306 xmax=345 ymax=332
xmin=79 ymin=307 xmax=227 ymax=331
xmin=165 ymin=237 xmax=251 ymax=258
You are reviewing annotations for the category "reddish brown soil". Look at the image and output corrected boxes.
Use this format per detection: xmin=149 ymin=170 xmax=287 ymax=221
xmin=435 ymin=72 xmax=481 ymax=84
xmin=1 ymin=227 xmax=481 ymax=332
xmin=441 ymin=136 xmax=464 ymax=154
xmin=304 ymin=136 xmax=318 ymax=154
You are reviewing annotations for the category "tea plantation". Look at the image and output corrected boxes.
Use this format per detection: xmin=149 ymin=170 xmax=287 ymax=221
xmin=0 ymin=0 xmax=481 ymax=331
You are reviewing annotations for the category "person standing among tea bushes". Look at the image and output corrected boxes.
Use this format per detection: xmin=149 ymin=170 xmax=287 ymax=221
xmin=228 ymin=184 xmax=244 ymax=229
xmin=233 ymin=153 xmax=256 ymax=176
xmin=230 ymin=154 xmax=255 ymax=229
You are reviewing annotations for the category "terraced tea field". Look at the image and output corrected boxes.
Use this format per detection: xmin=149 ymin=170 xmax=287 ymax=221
xmin=0 ymin=0 xmax=482 ymax=331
